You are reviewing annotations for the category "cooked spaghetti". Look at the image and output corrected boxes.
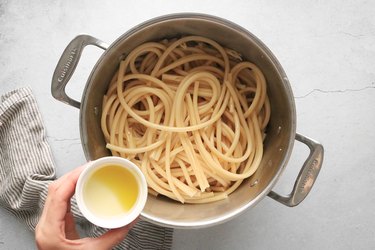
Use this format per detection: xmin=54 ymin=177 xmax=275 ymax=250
xmin=101 ymin=36 xmax=270 ymax=203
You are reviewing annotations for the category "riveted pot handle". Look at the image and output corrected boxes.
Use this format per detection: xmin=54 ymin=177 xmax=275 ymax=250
xmin=268 ymin=133 xmax=324 ymax=207
xmin=51 ymin=34 xmax=108 ymax=109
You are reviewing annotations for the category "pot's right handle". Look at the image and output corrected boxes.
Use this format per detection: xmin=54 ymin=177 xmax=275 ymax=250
xmin=268 ymin=133 xmax=324 ymax=207
xmin=51 ymin=34 xmax=108 ymax=109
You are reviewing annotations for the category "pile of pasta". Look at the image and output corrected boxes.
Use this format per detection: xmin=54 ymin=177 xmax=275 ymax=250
xmin=101 ymin=36 xmax=270 ymax=203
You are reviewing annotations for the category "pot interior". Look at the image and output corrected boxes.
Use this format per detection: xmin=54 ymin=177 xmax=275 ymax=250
xmin=80 ymin=14 xmax=296 ymax=228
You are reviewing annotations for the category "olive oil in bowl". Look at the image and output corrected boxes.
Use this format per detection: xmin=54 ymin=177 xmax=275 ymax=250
xmin=83 ymin=164 xmax=139 ymax=218
xmin=76 ymin=157 xmax=148 ymax=228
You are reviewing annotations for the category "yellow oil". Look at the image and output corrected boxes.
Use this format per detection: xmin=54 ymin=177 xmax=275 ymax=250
xmin=83 ymin=164 xmax=139 ymax=218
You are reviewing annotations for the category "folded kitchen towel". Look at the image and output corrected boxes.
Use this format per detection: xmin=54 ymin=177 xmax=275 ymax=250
xmin=0 ymin=87 xmax=173 ymax=249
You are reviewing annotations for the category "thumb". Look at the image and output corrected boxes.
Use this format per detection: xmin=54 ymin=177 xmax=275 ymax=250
xmin=83 ymin=220 xmax=137 ymax=249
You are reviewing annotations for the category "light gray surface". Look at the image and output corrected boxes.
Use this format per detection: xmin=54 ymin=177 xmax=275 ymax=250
xmin=1 ymin=0 xmax=374 ymax=249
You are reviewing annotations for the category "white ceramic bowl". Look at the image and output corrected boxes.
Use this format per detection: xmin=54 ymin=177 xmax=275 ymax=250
xmin=75 ymin=156 xmax=148 ymax=228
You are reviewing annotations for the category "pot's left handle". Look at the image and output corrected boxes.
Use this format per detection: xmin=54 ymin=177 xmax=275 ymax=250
xmin=51 ymin=35 xmax=108 ymax=109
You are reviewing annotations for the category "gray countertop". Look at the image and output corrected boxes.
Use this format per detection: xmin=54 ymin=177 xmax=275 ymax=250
xmin=1 ymin=1 xmax=375 ymax=249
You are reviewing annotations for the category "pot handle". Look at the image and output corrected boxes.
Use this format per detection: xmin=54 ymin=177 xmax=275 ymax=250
xmin=268 ymin=133 xmax=324 ymax=207
xmin=51 ymin=34 xmax=108 ymax=109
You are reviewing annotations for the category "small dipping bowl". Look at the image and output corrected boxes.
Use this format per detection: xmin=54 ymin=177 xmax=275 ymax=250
xmin=76 ymin=156 xmax=148 ymax=228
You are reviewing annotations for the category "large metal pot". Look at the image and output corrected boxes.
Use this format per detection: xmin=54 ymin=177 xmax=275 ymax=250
xmin=51 ymin=13 xmax=324 ymax=228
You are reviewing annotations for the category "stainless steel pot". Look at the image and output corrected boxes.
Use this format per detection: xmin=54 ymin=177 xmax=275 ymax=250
xmin=51 ymin=13 xmax=324 ymax=229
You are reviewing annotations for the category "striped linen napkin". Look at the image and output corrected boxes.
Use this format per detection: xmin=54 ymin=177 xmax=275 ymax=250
xmin=0 ymin=87 xmax=173 ymax=249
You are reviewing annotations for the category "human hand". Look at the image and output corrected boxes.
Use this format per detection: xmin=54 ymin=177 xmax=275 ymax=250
xmin=35 ymin=164 xmax=136 ymax=250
